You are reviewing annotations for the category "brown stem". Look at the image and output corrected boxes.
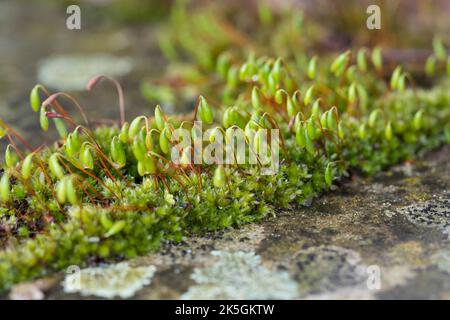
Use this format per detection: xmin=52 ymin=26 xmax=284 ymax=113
xmin=87 ymin=75 xmax=125 ymax=126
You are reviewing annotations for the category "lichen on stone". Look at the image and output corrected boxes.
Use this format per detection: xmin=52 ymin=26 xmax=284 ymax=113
xmin=431 ymin=250 xmax=450 ymax=274
xmin=290 ymin=246 xmax=367 ymax=294
xmin=397 ymin=198 xmax=450 ymax=230
xmin=181 ymin=251 xmax=299 ymax=299
xmin=62 ymin=262 xmax=156 ymax=298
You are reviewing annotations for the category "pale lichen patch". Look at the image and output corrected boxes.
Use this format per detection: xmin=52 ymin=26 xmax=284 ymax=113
xmin=181 ymin=251 xmax=299 ymax=299
xmin=397 ymin=198 xmax=449 ymax=230
xmin=62 ymin=262 xmax=156 ymax=299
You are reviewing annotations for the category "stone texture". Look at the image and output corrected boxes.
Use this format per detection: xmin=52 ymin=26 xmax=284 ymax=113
xmin=13 ymin=146 xmax=446 ymax=300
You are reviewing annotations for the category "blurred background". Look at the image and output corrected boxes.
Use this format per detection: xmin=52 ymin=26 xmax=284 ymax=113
xmin=0 ymin=0 xmax=449 ymax=145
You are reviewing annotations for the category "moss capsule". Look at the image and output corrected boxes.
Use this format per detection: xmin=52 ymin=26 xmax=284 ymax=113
xmin=49 ymin=154 xmax=64 ymax=179
xmin=0 ymin=172 xmax=10 ymax=203
xmin=21 ymin=154 xmax=34 ymax=180
xmin=154 ymin=105 xmax=165 ymax=131
xmin=198 ymin=96 xmax=214 ymax=125
xmin=30 ymin=86 xmax=40 ymax=113
xmin=213 ymin=165 xmax=226 ymax=188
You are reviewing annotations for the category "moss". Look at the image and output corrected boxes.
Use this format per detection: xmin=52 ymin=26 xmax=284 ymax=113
xmin=0 ymin=9 xmax=449 ymax=291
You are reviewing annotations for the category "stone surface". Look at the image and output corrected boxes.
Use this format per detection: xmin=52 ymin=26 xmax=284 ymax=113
xmin=9 ymin=146 xmax=446 ymax=300
xmin=1 ymin=0 xmax=449 ymax=300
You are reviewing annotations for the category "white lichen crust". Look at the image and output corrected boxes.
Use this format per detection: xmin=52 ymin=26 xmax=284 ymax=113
xmin=181 ymin=251 xmax=299 ymax=299
xmin=62 ymin=262 xmax=156 ymax=298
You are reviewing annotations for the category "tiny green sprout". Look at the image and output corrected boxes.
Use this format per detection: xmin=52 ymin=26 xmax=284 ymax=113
xmin=145 ymin=128 xmax=156 ymax=150
xmin=5 ymin=145 xmax=19 ymax=169
xmin=325 ymin=163 xmax=334 ymax=188
xmin=100 ymin=211 xmax=113 ymax=229
xmin=0 ymin=171 xmax=10 ymax=203
xmin=330 ymin=51 xmax=349 ymax=76
xmin=56 ymin=177 xmax=67 ymax=204
xmin=216 ymin=52 xmax=231 ymax=78
xmin=253 ymin=129 xmax=265 ymax=154
xmin=271 ymin=58 xmax=282 ymax=84
xmin=346 ymin=65 xmax=357 ymax=82
xmin=21 ymin=154 xmax=34 ymax=180
xmin=390 ymin=66 xmax=403 ymax=90
xmin=71 ymin=128 xmax=81 ymax=149
xmin=154 ymin=105 xmax=165 ymax=131
xmin=226 ymin=66 xmax=239 ymax=88
xmin=213 ymin=165 xmax=226 ymax=188
xmin=311 ymin=99 xmax=321 ymax=116
xmin=304 ymin=130 xmax=315 ymax=155
xmin=348 ymin=82 xmax=357 ymax=104
xmin=49 ymin=153 xmax=64 ymax=179
xmin=368 ymin=109 xmax=381 ymax=128
xmin=293 ymin=113 xmax=302 ymax=132
xmin=30 ymin=86 xmax=41 ymax=112
xmin=226 ymin=107 xmax=247 ymax=128
xmin=54 ymin=118 xmax=68 ymax=139
xmin=397 ymin=74 xmax=406 ymax=92
xmin=307 ymin=56 xmax=318 ymax=79
xmin=0 ymin=123 xmax=6 ymax=139
xmin=65 ymin=133 xmax=78 ymax=158
xmin=338 ymin=121 xmax=345 ymax=139
xmin=295 ymin=123 xmax=306 ymax=148
xmin=209 ymin=126 xmax=222 ymax=144
xmin=198 ymin=96 xmax=214 ymax=125
xmin=358 ymin=123 xmax=367 ymax=140
xmin=81 ymin=145 xmax=94 ymax=170
xmin=223 ymin=107 xmax=234 ymax=128
xmin=357 ymin=48 xmax=367 ymax=72
xmin=111 ymin=136 xmax=126 ymax=167
xmin=447 ymin=56 xmax=450 ymax=76
xmin=326 ymin=107 xmax=338 ymax=131
xmin=274 ymin=89 xmax=287 ymax=104
xmin=66 ymin=176 xmax=78 ymax=205
xmin=39 ymin=106 xmax=49 ymax=131
xmin=105 ymin=220 xmax=126 ymax=238
xmin=425 ymin=56 xmax=436 ymax=77
xmin=239 ymin=62 xmax=252 ymax=80
xmin=413 ymin=109 xmax=424 ymax=131
xmin=286 ymin=97 xmax=297 ymax=118
xmin=320 ymin=111 xmax=328 ymax=129
xmin=244 ymin=121 xmax=257 ymax=141
xmin=159 ymin=127 xmax=171 ymax=154
xmin=284 ymin=75 xmax=296 ymax=93
xmin=143 ymin=156 xmax=156 ymax=175
xmin=132 ymin=135 xmax=147 ymax=161
xmin=292 ymin=90 xmax=302 ymax=106
xmin=260 ymin=61 xmax=271 ymax=81
xmin=252 ymin=87 xmax=263 ymax=109
xmin=385 ymin=121 xmax=393 ymax=141
xmin=356 ymin=84 xmax=369 ymax=111
xmin=371 ymin=47 xmax=383 ymax=72
xmin=129 ymin=116 xmax=145 ymax=139
xmin=304 ymin=85 xmax=314 ymax=106
xmin=306 ymin=116 xmax=318 ymax=141
xmin=119 ymin=122 xmax=129 ymax=143
xmin=137 ymin=161 xmax=145 ymax=176
xmin=433 ymin=36 xmax=446 ymax=61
